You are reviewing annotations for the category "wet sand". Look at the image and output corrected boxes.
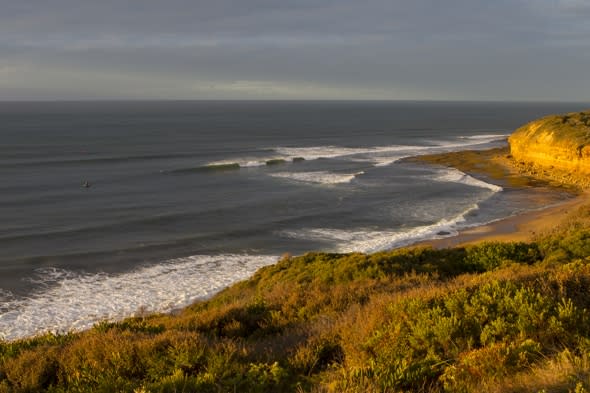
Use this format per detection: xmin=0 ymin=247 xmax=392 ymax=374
xmin=404 ymin=146 xmax=590 ymax=248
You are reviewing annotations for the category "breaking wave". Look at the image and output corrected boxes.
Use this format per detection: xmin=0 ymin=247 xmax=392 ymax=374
xmin=269 ymin=171 xmax=364 ymax=185
xmin=0 ymin=254 xmax=278 ymax=341
xmin=167 ymin=134 xmax=508 ymax=174
xmin=432 ymin=168 xmax=503 ymax=192
xmin=280 ymin=204 xmax=481 ymax=253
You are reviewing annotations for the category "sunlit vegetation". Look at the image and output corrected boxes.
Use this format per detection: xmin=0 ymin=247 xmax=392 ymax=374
xmin=3 ymin=205 xmax=590 ymax=392
xmin=512 ymin=111 xmax=590 ymax=147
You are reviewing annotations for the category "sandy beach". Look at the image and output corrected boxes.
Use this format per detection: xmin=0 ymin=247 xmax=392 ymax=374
xmin=406 ymin=146 xmax=590 ymax=248
xmin=423 ymin=191 xmax=590 ymax=248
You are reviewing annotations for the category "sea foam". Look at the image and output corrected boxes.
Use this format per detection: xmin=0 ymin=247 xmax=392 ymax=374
xmin=269 ymin=171 xmax=364 ymax=185
xmin=205 ymin=159 xmax=268 ymax=168
xmin=461 ymin=134 xmax=509 ymax=140
xmin=179 ymin=134 xmax=508 ymax=174
xmin=272 ymin=134 xmax=507 ymax=167
xmin=0 ymin=254 xmax=278 ymax=341
xmin=432 ymin=168 xmax=503 ymax=192
xmin=280 ymin=204 xmax=480 ymax=254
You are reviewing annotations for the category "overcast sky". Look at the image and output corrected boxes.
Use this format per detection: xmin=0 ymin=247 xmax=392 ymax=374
xmin=1 ymin=0 xmax=589 ymax=101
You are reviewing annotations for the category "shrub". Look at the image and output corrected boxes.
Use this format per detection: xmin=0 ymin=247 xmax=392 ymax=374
xmin=464 ymin=241 xmax=542 ymax=271
xmin=290 ymin=334 xmax=344 ymax=375
xmin=1 ymin=348 xmax=60 ymax=392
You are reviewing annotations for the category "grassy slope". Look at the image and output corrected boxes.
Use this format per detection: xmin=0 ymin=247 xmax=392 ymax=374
xmin=510 ymin=111 xmax=590 ymax=148
xmin=2 ymin=203 xmax=590 ymax=392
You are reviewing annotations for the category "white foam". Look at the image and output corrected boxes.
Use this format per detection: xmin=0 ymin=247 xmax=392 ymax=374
xmin=274 ymin=145 xmax=383 ymax=160
xmin=461 ymin=134 xmax=509 ymax=140
xmin=0 ymin=254 xmax=278 ymax=341
xmin=277 ymin=144 xmax=444 ymax=168
xmin=372 ymin=154 xmax=410 ymax=167
xmin=280 ymin=204 xmax=480 ymax=254
xmin=203 ymin=135 xmax=508 ymax=172
xmin=241 ymin=160 xmax=268 ymax=168
xmin=206 ymin=159 xmax=267 ymax=168
xmin=432 ymin=168 xmax=503 ymax=192
xmin=276 ymin=135 xmax=506 ymax=166
xmin=269 ymin=171 xmax=364 ymax=185
xmin=367 ymin=135 xmax=502 ymax=167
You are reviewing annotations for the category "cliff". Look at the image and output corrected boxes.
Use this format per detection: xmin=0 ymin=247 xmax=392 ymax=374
xmin=509 ymin=111 xmax=590 ymax=176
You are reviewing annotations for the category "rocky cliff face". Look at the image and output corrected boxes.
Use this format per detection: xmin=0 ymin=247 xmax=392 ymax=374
xmin=509 ymin=111 xmax=590 ymax=175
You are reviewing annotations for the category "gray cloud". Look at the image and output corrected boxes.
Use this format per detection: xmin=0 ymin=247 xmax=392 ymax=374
xmin=0 ymin=0 xmax=588 ymax=100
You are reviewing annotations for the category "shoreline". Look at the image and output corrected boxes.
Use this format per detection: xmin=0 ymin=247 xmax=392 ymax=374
xmin=405 ymin=146 xmax=590 ymax=248
xmin=418 ymin=191 xmax=589 ymax=249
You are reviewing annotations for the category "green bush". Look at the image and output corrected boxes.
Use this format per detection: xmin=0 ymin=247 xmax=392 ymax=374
xmin=464 ymin=241 xmax=542 ymax=271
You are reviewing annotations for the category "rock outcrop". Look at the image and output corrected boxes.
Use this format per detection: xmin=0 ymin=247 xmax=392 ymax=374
xmin=509 ymin=111 xmax=590 ymax=175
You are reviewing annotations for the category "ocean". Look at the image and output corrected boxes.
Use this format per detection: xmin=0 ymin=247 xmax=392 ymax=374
xmin=1 ymin=100 xmax=587 ymax=340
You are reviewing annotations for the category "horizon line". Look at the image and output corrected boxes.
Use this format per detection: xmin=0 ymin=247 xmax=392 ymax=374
xmin=1 ymin=98 xmax=589 ymax=104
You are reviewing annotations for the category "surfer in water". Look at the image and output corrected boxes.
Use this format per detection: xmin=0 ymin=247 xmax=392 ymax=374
xmin=81 ymin=180 xmax=91 ymax=188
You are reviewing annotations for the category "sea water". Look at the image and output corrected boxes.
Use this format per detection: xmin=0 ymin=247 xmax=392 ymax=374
xmin=0 ymin=100 xmax=586 ymax=340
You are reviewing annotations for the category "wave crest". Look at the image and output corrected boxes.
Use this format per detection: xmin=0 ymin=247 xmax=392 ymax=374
xmin=165 ymin=134 xmax=509 ymax=174
xmin=270 ymin=171 xmax=364 ymax=185
xmin=432 ymin=168 xmax=503 ymax=192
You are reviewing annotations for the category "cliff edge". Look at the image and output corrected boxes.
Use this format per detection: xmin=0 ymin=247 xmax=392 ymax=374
xmin=509 ymin=111 xmax=590 ymax=174
xmin=508 ymin=110 xmax=590 ymax=189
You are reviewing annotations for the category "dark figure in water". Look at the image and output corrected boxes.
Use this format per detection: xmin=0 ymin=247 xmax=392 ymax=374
xmin=81 ymin=180 xmax=91 ymax=188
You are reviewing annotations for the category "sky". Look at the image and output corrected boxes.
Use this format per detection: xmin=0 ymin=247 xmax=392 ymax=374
xmin=1 ymin=0 xmax=589 ymax=101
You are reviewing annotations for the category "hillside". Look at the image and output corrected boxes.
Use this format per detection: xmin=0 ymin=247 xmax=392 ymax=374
xmin=509 ymin=111 xmax=590 ymax=187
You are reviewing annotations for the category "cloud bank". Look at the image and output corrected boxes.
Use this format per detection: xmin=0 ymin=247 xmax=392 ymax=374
xmin=1 ymin=0 xmax=588 ymax=100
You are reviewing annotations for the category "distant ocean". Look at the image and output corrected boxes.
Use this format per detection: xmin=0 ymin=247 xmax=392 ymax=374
xmin=1 ymin=100 xmax=587 ymax=340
